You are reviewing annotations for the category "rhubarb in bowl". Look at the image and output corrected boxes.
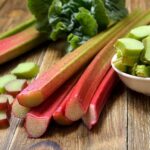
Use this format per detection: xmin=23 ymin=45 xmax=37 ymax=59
xmin=111 ymin=25 xmax=150 ymax=95
xmin=111 ymin=54 xmax=150 ymax=96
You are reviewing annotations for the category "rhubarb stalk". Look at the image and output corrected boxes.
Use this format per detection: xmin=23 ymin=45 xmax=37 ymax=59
xmin=53 ymin=89 xmax=74 ymax=126
xmin=0 ymin=26 xmax=46 ymax=64
xmin=25 ymin=73 xmax=80 ymax=138
xmin=82 ymin=68 xmax=119 ymax=129
xmin=17 ymin=10 xmax=145 ymax=108
xmin=64 ymin=11 xmax=150 ymax=121
xmin=0 ymin=17 xmax=36 ymax=39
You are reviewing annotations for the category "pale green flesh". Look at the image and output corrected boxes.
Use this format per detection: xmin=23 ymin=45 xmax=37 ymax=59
xmin=114 ymin=58 xmax=127 ymax=72
xmin=5 ymin=79 xmax=26 ymax=92
xmin=128 ymin=25 xmax=150 ymax=40
xmin=1 ymin=94 xmax=14 ymax=104
xmin=143 ymin=36 xmax=150 ymax=62
xmin=11 ymin=62 xmax=39 ymax=79
xmin=0 ymin=96 xmax=7 ymax=103
xmin=115 ymin=38 xmax=144 ymax=56
xmin=0 ymin=111 xmax=7 ymax=119
xmin=0 ymin=75 xmax=16 ymax=93
xmin=135 ymin=65 xmax=150 ymax=77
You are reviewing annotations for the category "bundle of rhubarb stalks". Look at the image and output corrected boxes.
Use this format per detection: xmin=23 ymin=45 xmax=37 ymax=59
xmin=0 ymin=9 xmax=150 ymax=138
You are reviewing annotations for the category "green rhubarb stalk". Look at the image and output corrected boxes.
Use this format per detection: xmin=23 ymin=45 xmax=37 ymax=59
xmin=17 ymin=10 xmax=149 ymax=108
xmin=0 ymin=17 xmax=36 ymax=40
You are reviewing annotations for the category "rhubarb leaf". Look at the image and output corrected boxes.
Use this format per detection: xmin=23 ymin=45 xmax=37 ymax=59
xmin=28 ymin=0 xmax=53 ymax=34
xmin=75 ymin=7 xmax=98 ymax=37
xmin=103 ymin=0 xmax=128 ymax=21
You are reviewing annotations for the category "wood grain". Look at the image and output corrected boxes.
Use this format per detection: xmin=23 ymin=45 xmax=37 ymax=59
xmin=0 ymin=0 xmax=150 ymax=150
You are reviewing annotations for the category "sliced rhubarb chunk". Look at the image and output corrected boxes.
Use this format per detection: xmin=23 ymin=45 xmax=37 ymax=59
xmin=82 ymin=68 xmax=119 ymax=129
xmin=0 ymin=111 xmax=9 ymax=128
xmin=12 ymin=99 xmax=30 ymax=119
xmin=114 ymin=38 xmax=144 ymax=66
xmin=0 ymin=95 xmax=9 ymax=110
xmin=5 ymin=79 xmax=28 ymax=97
xmin=1 ymin=94 xmax=14 ymax=112
xmin=1 ymin=94 xmax=14 ymax=106
xmin=142 ymin=36 xmax=150 ymax=64
xmin=128 ymin=25 xmax=150 ymax=40
xmin=135 ymin=65 xmax=150 ymax=77
xmin=11 ymin=62 xmax=39 ymax=79
xmin=0 ymin=74 xmax=16 ymax=93
xmin=25 ymin=74 xmax=80 ymax=138
xmin=113 ymin=58 xmax=127 ymax=72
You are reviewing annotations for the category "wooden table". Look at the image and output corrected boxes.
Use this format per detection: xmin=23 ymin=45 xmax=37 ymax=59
xmin=0 ymin=0 xmax=150 ymax=150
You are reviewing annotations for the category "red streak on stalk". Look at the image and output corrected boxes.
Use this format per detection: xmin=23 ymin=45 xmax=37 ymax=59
xmin=82 ymin=68 xmax=119 ymax=129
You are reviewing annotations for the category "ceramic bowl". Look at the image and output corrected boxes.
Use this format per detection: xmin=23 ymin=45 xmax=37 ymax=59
xmin=111 ymin=54 xmax=150 ymax=96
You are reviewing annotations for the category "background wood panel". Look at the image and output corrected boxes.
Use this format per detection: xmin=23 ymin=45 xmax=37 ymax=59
xmin=0 ymin=0 xmax=150 ymax=150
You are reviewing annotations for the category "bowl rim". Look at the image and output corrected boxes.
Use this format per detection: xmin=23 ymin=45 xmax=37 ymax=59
xmin=111 ymin=54 xmax=150 ymax=81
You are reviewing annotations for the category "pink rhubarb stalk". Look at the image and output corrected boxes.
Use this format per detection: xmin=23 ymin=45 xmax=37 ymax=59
xmin=53 ymin=89 xmax=74 ymax=126
xmin=17 ymin=12 xmax=140 ymax=108
xmin=25 ymin=74 xmax=80 ymax=138
xmin=82 ymin=68 xmax=119 ymax=129
xmin=0 ymin=26 xmax=46 ymax=64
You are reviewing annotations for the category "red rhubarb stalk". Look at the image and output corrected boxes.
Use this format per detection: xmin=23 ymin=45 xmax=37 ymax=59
xmin=25 ymin=74 xmax=80 ymax=138
xmin=82 ymin=68 xmax=119 ymax=129
xmin=0 ymin=26 xmax=46 ymax=64
xmin=17 ymin=11 xmax=142 ymax=108
xmin=53 ymin=89 xmax=74 ymax=126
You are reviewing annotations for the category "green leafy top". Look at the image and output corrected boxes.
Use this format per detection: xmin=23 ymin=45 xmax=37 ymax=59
xmin=28 ymin=0 xmax=128 ymax=52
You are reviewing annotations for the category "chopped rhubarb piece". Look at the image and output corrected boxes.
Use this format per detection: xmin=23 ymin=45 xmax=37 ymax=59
xmin=5 ymin=79 xmax=28 ymax=97
xmin=11 ymin=62 xmax=39 ymax=79
xmin=25 ymin=74 xmax=80 ymax=138
xmin=0 ymin=111 xmax=9 ymax=128
xmin=0 ymin=94 xmax=14 ymax=112
xmin=0 ymin=74 xmax=16 ymax=93
xmin=17 ymin=12 xmax=141 ymax=108
xmin=0 ymin=95 xmax=9 ymax=110
xmin=82 ymin=68 xmax=119 ymax=129
xmin=0 ymin=26 xmax=46 ymax=64
xmin=2 ymin=94 xmax=14 ymax=105
xmin=12 ymin=99 xmax=30 ymax=119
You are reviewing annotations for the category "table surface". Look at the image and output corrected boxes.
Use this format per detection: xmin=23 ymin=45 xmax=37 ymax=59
xmin=0 ymin=0 xmax=150 ymax=150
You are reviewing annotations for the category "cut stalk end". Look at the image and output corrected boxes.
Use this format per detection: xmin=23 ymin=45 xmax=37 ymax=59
xmin=65 ymin=98 xmax=84 ymax=121
xmin=17 ymin=90 xmax=44 ymax=108
xmin=25 ymin=114 xmax=49 ymax=138
xmin=82 ymin=105 xmax=97 ymax=130
xmin=12 ymin=99 xmax=30 ymax=119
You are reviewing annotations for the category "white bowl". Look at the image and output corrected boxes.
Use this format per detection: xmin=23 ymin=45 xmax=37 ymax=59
xmin=111 ymin=54 xmax=150 ymax=96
